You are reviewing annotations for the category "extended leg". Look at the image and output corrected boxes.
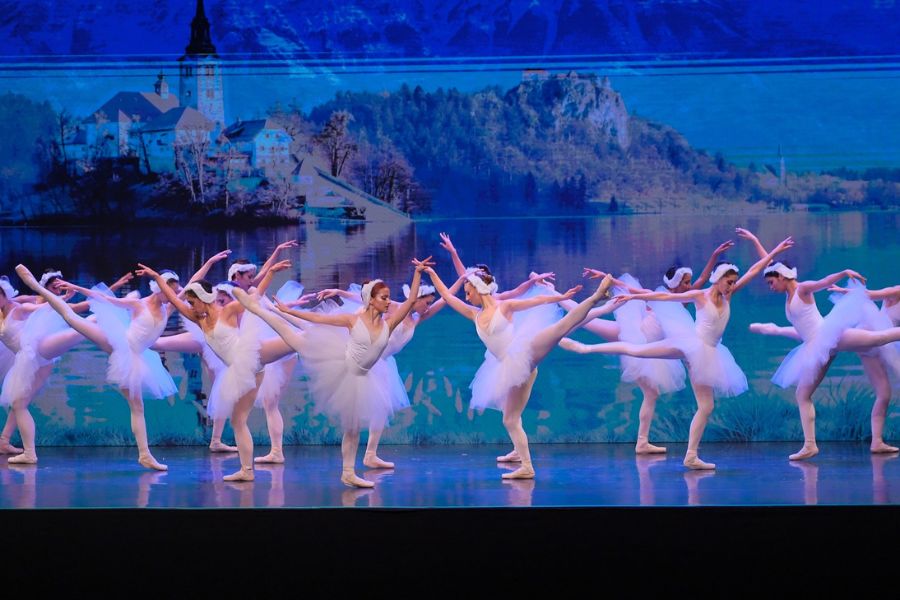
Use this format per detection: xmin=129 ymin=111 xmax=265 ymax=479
xmin=223 ymin=373 xmax=262 ymax=482
xmin=7 ymin=364 xmax=52 ymax=464
xmin=635 ymin=379 xmax=666 ymax=454
xmin=683 ymin=383 xmax=716 ymax=470
xmin=500 ymin=369 xmax=538 ymax=480
xmin=341 ymin=429 xmax=374 ymax=488
xmin=0 ymin=411 xmax=21 ymax=454
xmin=789 ymin=358 xmax=833 ymax=461
xmin=123 ymin=388 xmax=167 ymax=471
xmin=233 ymin=289 xmax=306 ymax=353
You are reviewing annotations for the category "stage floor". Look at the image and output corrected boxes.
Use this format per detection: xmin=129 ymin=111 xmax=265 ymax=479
xmin=1 ymin=442 xmax=897 ymax=509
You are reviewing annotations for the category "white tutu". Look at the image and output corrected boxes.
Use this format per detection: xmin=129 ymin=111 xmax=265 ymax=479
xmin=772 ymin=285 xmax=867 ymax=389
xmin=298 ymin=319 xmax=394 ymax=430
xmin=0 ymin=305 xmax=67 ymax=406
xmin=255 ymin=281 xmax=304 ymax=407
xmin=470 ymin=287 xmax=562 ymax=411
xmin=204 ymin=313 xmax=263 ymax=419
xmin=382 ymin=318 xmax=416 ymax=412
xmin=671 ymin=336 xmax=748 ymax=397
xmin=831 ymin=284 xmax=900 ymax=384
xmin=613 ymin=274 xmax=686 ymax=394
xmin=88 ymin=286 xmax=176 ymax=401
xmin=664 ymin=298 xmax=747 ymax=397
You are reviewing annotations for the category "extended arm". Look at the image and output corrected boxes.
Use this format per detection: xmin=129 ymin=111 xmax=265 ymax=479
xmin=189 ymin=250 xmax=232 ymax=284
xmin=273 ymin=300 xmax=355 ymax=328
xmin=503 ymin=284 xmax=582 ymax=315
xmin=417 ymin=277 xmax=464 ymax=323
xmin=255 ymin=260 xmax=292 ymax=298
xmin=58 ymin=281 xmax=141 ymax=311
xmin=386 ymin=261 xmax=430 ymax=331
xmin=623 ymin=289 xmax=704 ymax=303
xmin=692 ymin=240 xmax=736 ymax=289
xmin=496 ymin=272 xmax=555 ymax=300
xmin=424 ymin=268 xmax=477 ymax=320
xmin=136 ymin=264 xmax=196 ymax=322
xmin=797 ymin=269 xmax=865 ymax=299
xmin=252 ymin=240 xmax=298 ymax=287
xmin=439 ymin=232 xmax=467 ymax=278
xmin=735 ymin=228 xmax=769 ymax=260
xmin=582 ymin=269 xmax=650 ymax=294
xmin=733 ymin=237 xmax=795 ymax=292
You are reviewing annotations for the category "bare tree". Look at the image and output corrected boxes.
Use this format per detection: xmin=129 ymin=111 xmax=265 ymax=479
xmin=174 ymin=127 xmax=211 ymax=205
xmin=313 ymin=110 xmax=358 ymax=178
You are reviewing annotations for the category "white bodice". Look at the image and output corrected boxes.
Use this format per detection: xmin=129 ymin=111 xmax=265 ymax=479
xmin=125 ymin=304 xmax=167 ymax=352
xmin=205 ymin=320 xmax=241 ymax=366
xmin=475 ymin=308 xmax=515 ymax=359
xmin=695 ymin=299 xmax=730 ymax=347
xmin=0 ymin=308 xmax=25 ymax=353
xmin=786 ymin=292 xmax=824 ymax=341
xmin=347 ymin=317 xmax=389 ymax=372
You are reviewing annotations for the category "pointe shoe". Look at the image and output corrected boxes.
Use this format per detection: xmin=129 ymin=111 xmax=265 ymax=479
xmin=0 ymin=437 xmax=23 ymax=455
xmin=362 ymin=452 xmax=394 ymax=469
xmin=683 ymin=454 xmax=716 ymax=470
xmin=8 ymin=452 xmax=37 ymax=465
xmin=254 ymin=449 xmax=285 ymax=464
xmin=341 ymin=469 xmax=375 ymax=488
xmin=635 ymin=441 xmax=668 ymax=454
xmin=209 ymin=441 xmax=239 ymax=453
xmin=592 ymin=274 xmax=614 ymax=301
xmin=15 ymin=264 xmax=39 ymax=289
xmin=138 ymin=454 xmax=168 ymax=471
xmin=558 ymin=338 xmax=588 ymax=354
xmin=870 ymin=442 xmax=900 ymax=454
xmin=223 ymin=466 xmax=255 ymax=482
xmin=501 ymin=464 xmax=535 ymax=480
xmin=749 ymin=322 xmax=778 ymax=335
xmin=789 ymin=444 xmax=819 ymax=461
xmin=496 ymin=449 xmax=522 ymax=463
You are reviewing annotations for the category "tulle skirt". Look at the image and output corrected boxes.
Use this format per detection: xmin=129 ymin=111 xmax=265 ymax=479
xmin=383 ymin=355 xmax=411 ymax=411
xmin=299 ymin=325 xmax=394 ymax=431
xmin=255 ymin=281 xmax=304 ymax=407
xmin=470 ymin=287 xmax=562 ymax=412
xmin=206 ymin=313 xmax=264 ymax=420
xmin=772 ymin=286 xmax=867 ymax=389
xmin=672 ymin=336 xmax=748 ymax=397
xmin=0 ymin=307 xmax=67 ymax=406
xmin=613 ymin=275 xmax=686 ymax=394
xmin=833 ymin=286 xmax=900 ymax=385
xmin=88 ymin=292 xmax=176 ymax=401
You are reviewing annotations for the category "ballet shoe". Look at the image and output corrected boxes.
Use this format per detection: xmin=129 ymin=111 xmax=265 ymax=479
xmin=496 ymin=449 xmax=522 ymax=463
xmin=788 ymin=444 xmax=819 ymax=461
xmin=15 ymin=265 xmax=40 ymax=289
xmin=870 ymin=442 xmax=900 ymax=454
xmin=635 ymin=441 xmax=667 ymax=454
xmin=748 ymin=322 xmax=778 ymax=335
xmin=138 ymin=454 xmax=168 ymax=471
xmin=683 ymin=454 xmax=716 ymax=470
xmin=223 ymin=466 xmax=255 ymax=482
xmin=341 ymin=469 xmax=375 ymax=488
xmin=8 ymin=452 xmax=37 ymax=465
xmin=0 ymin=437 xmax=23 ymax=455
xmin=362 ymin=451 xmax=394 ymax=469
xmin=209 ymin=441 xmax=239 ymax=453
xmin=558 ymin=338 xmax=588 ymax=354
xmin=254 ymin=449 xmax=285 ymax=464
xmin=501 ymin=464 xmax=535 ymax=480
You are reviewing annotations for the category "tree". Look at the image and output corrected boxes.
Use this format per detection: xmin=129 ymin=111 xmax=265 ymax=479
xmin=313 ymin=111 xmax=358 ymax=177
xmin=174 ymin=127 xmax=212 ymax=206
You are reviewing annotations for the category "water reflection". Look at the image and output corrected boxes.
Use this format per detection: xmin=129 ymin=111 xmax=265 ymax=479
xmin=871 ymin=453 xmax=897 ymax=505
xmin=683 ymin=470 xmax=716 ymax=506
xmin=789 ymin=461 xmax=818 ymax=506
xmin=635 ymin=454 xmax=668 ymax=506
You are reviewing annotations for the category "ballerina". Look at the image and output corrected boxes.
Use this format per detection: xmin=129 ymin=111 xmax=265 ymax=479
xmin=3 ymin=269 xmax=133 ymax=464
xmin=424 ymin=263 xmax=615 ymax=480
xmin=16 ymin=264 xmax=190 ymax=469
xmin=139 ymin=260 xmax=294 ymax=481
xmin=234 ymin=258 xmax=432 ymax=488
xmin=315 ymin=276 xmax=463 ymax=469
xmin=559 ymin=237 xmax=796 ymax=469
xmin=556 ymin=271 xmax=687 ymax=454
xmin=738 ymin=228 xmax=900 ymax=459
xmin=227 ymin=241 xmax=300 ymax=465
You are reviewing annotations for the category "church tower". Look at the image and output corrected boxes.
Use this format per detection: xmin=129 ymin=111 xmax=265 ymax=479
xmin=179 ymin=0 xmax=225 ymax=127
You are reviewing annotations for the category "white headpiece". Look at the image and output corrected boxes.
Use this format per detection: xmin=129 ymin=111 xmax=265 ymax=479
xmin=763 ymin=262 xmax=797 ymax=280
xmin=709 ymin=263 xmax=739 ymax=283
xmin=185 ymin=282 xmax=217 ymax=304
xmin=0 ymin=276 xmax=19 ymax=300
xmin=214 ymin=281 xmax=238 ymax=300
xmin=149 ymin=270 xmax=180 ymax=294
xmin=663 ymin=267 xmax=693 ymax=290
xmin=361 ymin=279 xmax=384 ymax=305
xmin=402 ymin=283 xmax=436 ymax=299
xmin=39 ymin=271 xmax=63 ymax=287
xmin=228 ymin=262 xmax=257 ymax=281
xmin=465 ymin=268 xmax=498 ymax=295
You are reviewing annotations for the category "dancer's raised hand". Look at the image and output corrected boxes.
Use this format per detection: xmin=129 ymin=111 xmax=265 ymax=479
xmin=269 ymin=260 xmax=292 ymax=273
xmin=412 ymin=256 xmax=435 ymax=272
xmin=111 ymin=272 xmax=134 ymax=289
xmin=558 ymin=285 xmax=583 ymax=301
xmin=773 ymin=236 xmax=795 ymax=253
xmin=275 ymin=240 xmax=299 ymax=252
xmin=135 ymin=264 xmax=160 ymax=279
xmin=438 ymin=233 xmax=456 ymax=254
xmin=583 ymin=267 xmax=607 ymax=280
xmin=529 ymin=271 xmax=555 ymax=285
xmin=713 ymin=240 xmax=735 ymax=255
xmin=734 ymin=227 xmax=757 ymax=241
xmin=210 ymin=249 xmax=232 ymax=263
xmin=844 ymin=269 xmax=866 ymax=284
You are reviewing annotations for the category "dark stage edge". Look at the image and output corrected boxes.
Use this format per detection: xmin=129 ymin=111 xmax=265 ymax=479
xmin=4 ymin=443 xmax=899 ymax=589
